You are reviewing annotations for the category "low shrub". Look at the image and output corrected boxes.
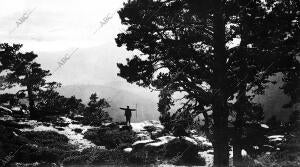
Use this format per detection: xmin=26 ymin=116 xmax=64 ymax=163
xmin=165 ymin=138 xmax=206 ymax=166
xmin=198 ymin=142 xmax=213 ymax=151
xmin=84 ymin=128 xmax=137 ymax=149
xmin=128 ymin=149 xmax=157 ymax=164
xmin=21 ymin=131 xmax=73 ymax=150
xmin=62 ymin=154 xmax=90 ymax=165
xmin=0 ymin=120 xmax=32 ymax=129
xmin=13 ymin=131 xmax=75 ymax=163
xmin=144 ymin=125 xmax=157 ymax=132
xmin=255 ymin=151 xmax=300 ymax=167
xmin=15 ymin=145 xmax=65 ymax=163
xmin=0 ymin=126 xmax=75 ymax=165
xmin=116 ymin=143 xmax=132 ymax=150
xmin=63 ymin=147 xmax=128 ymax=165
xmin=0 ymin=125 xmax=29 ymax=166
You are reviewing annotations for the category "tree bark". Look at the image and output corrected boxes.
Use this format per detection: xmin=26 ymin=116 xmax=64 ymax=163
xmin=212 ymin=97 xmax=229 ymax=167
xmin=211 ymin=0 xmax=229 ymax=166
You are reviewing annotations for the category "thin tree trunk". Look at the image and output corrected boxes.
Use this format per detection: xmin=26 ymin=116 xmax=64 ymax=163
xmin=233 ymin=88 xmax=246 ymax=167
xmin=232 ymin=138 xmax=243 ymax=167
xmin=233 ymin=20 xmax=248 ymax=166
xmin=211 ymin=0 xmax=229 ymax=166
xmin=203 ymin=110 xmax=212 ymax=140
xmin=28 ymin=85 xmax=36 ymax=119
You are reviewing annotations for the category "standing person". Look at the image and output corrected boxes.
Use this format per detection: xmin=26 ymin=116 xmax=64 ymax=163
xmin=120 ymin=106 xmax=136 ymax=126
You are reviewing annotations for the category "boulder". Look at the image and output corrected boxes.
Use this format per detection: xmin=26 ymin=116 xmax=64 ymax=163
xmin=72 ymin=115 xmax=84 ymax=122
xmin=123 ymin=147 xmax=133 ymax=153
xmin=0 ymin=106 xmax=12 ymax=116
xmin=182 ymin=136 xmax=198 ymax=145
xmin=145 ymin=136 xmax=176 ymax=148
xmin=132 ymin=139 xmax=154 ymax=149
xmin=53 ymin=117 xmax=71 ymax=127
xmin=11 ymin=107 xmax=24 ymax=117
xmin=131 ymin=120 xmax=164 ymax=133
xmin=102 ymin=122 xmax=118 ymax=129
xmin=192 ymin=135 xmax=213 ymax=150
xmin=59 ymin=116 xmax=72 ymax=123
xmin=136 ymin=132 xmax=151 ymax=140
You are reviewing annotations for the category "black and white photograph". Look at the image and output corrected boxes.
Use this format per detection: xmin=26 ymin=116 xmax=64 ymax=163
xmin=0 ymin=0 xmax=299 ymax=166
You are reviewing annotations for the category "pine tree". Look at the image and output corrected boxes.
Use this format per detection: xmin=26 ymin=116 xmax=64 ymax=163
xmin=115 ymin=0 xmax=299 ymax=166
xmin=0 ymin=43 xmax=22 ymax=90
xmin=6 ymin=51 xmax=50 ymax=119
xmin=84 ymin=93 xmax=111 ymax=125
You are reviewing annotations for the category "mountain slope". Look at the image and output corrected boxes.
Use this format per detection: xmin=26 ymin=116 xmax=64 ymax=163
xmin=57 ymin=84 xmax=160 ymax=122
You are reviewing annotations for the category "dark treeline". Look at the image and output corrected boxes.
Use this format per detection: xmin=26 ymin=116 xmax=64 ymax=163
xmin=0 ymin=43 xmax=111 ymax=125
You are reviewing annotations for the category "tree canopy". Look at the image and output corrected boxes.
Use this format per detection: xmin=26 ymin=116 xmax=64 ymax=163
xmin=115 ymin=0 xmax=299 ymax=166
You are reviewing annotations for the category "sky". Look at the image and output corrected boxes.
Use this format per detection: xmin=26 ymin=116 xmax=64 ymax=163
xmin=0 ymin=0 xmax=124 ymax=52
xmin=0 ymin=0 xmax=155 ymax=93
xmin=0 ymin=0 xmax=296 ymax=121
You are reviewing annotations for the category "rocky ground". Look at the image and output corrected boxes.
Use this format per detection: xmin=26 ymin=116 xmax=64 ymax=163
xmin=0 ymin=106 xmax=298 ymax=166
xmin=0 ymin=113 xmax=213 ymax=166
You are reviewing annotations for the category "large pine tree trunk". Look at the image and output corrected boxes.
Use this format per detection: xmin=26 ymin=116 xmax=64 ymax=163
xmin=211 ymin=0 xmax=229 ymax=166
xmin=212 ymin=97 xmax=229 ymax=167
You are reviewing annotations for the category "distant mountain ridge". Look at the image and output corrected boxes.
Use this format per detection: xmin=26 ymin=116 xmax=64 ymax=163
xmin=57 ymin=84 xmax=160 ymax=122
xmin=2 ymin=74 xmax=292 ymax=122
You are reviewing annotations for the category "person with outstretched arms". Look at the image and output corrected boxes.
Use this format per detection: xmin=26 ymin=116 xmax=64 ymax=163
xmin=120 ymin=106 xmax=136 ymax=126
